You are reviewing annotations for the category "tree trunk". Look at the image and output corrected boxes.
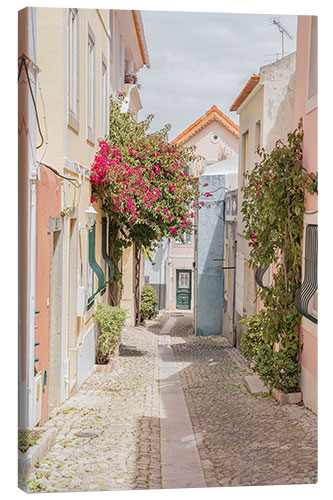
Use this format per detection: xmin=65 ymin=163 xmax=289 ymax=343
xmin=108 ymin=218 xmax=121 ymax=306
xmin=134 ymin=244 xmax=142 ymax=326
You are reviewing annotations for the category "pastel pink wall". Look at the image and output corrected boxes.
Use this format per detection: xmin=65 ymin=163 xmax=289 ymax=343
xmin=35 ymin=166 xmax=62 ymax=424
xmin=294 ymin=15 xmax=318 ymax=408
xmin=294 ymin=16 xmax=318 ymax=211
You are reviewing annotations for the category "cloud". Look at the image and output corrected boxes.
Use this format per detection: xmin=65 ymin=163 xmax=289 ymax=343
xmin=138 ymin=10 xmax=297 ymax=140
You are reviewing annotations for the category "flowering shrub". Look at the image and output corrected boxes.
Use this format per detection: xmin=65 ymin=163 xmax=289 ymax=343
xmin=240 ymin=121 xmax=317 ymax=387
xmin=90 ymin=97 xmax=202 ymax=253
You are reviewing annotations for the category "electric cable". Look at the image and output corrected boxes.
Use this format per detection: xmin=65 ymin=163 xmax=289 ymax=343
xmin=39 ymin=162 xmax=80 ymax=188
xmin=18 ymin=55 xmax=44 ymax=149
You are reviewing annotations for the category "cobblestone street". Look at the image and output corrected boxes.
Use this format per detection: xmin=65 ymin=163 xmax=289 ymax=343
xmin=21 ymin=311 xmax=317 ymax=493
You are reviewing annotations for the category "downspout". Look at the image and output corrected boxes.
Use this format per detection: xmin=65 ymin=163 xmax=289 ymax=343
xmin=232 ymin=238 xmax=237 ymax=347
xmin=60 ymin=7 xmax=68 ymax=403
xmin=26 ymin=7 xmax=38 ymax=429
xmin=27 ymin=168 xmax=38 ymax=428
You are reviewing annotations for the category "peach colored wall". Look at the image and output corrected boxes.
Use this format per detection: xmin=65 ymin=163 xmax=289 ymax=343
xmin=35 ymin=167 xmax=62 ymax=424
xmin=294 ymin=16 xmax=318 ymax=412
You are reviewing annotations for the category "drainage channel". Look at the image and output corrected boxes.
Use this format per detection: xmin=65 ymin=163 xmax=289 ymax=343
xmin=157 ymin=316 xmax=206 ymax=489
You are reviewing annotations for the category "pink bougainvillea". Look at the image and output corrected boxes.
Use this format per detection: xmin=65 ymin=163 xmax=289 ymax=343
xmin=90 ymin=97 xmax=201 ymax=249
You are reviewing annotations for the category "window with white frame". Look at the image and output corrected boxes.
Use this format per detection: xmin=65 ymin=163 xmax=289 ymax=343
xmin=255 ymin=120 xmax=261 ymax=152
xmin=176 ymin=229 xmax=192 ymax=245
xmin=109 ymin=10 xmax=114 ymax=62
xmin=87 ymin=26 xmax=95 ymax=142
xmin=242 ymin=130 xmax=249 ymax=185
xmin=69 ymin=9 xmax=79 ymax=125
xmin=101 ymin=58 xmax=107 ymax=137
xmin=115 ymin=18 xmax=125 ymax=92
xmin=306 ymin=16 xmax=318 ymax=113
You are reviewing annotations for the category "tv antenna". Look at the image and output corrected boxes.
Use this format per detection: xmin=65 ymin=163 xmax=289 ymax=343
xmin=270 ymin=18 xmax=293 ymax=58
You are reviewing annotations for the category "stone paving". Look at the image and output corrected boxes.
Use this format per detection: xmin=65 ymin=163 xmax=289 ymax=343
xmin=20 ymin=311 xmax=317 ymax=493
xmin=164 ymin=312 xmax=318 ymax=488
xmin=20 ymin=323 xmax=161 ymax=493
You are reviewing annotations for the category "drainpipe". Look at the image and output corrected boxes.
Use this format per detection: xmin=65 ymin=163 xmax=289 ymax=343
xmin=232 ymin=237 xmax=237 ymax=347
xmin=27 ymin=167 xmax=38 ymax=428
xmin=24 ymin=7 xmax=38 ymax=430
xmin=60 ymin=7 xmax=68 ymax=403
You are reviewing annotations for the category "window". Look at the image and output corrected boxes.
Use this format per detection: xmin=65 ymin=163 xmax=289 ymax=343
xmin=115 ymin=17 xmax=125 ymax=92
xmin=176 ymin=229 xmax=191 ymax=245
xmin=68 ymin=9 xmax=79 ymax=128
xmin=242 ymin=131 xmax=249 ymax=185
xmin=306 ymin=16 xmax=318 ymax=113
xmin=109 ymin=10 xmax=114 ymax=62
xmin=101 ymin=58 xmax=107 ymax=137
xmin=255 ymin=120 xmax=261 ymax=152
xmin=87 ymin=26 xmax=95 ymax=142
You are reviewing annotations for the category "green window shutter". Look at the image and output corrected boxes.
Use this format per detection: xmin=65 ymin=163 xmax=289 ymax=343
xmin=102 ymin=217 xmax=115 ymax=285
xmin=87 ymin=224 xmax=105 ymax=309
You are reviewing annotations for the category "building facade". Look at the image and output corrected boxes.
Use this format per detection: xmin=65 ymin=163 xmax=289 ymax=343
xmin=144 ymin=106 xmax=239 ymax=312
xmin=195 ymin=156 xmax=238 ymax=336
xmin=18 ymin=7 xmax=150 ymax=428
xmin=230 ymin=52 xmax=296 ymax=348
xmin=293 ymin=16 xmax=318 ymax=413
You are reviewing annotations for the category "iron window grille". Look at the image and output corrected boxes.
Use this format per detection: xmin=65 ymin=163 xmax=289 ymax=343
xmin=294 ymin=224 xmax=318 ymax=324
xmin=255 ymin=264 xmax=270 ymax=289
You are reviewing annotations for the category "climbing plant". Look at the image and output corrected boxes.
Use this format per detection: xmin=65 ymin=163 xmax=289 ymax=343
xmin=90 ymin=96 xmax=205 ymax=320
xmin=241 ymin=120 xmax=317 ymax=363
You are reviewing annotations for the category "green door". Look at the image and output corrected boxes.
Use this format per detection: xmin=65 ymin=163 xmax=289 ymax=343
xmin=176 ymin=270 xmax=192 ymax=309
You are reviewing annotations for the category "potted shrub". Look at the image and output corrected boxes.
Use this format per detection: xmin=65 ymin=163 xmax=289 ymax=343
xmin=141 ymin=284 xmax=159 ymax=320
xmin=240 ymin=312 xmax=272 ymax=370
xmin=255 ymin=344 xmax=302 ymax=404
xmin=124 ymin=73 xmax=138 ymax=84
xmin=93 ymin=305 xmax=126 ymax=367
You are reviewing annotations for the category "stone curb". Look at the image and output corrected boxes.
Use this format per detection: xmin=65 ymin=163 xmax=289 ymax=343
xmin=94 ymin=359 xmax=116 ymax=373
xmin=271 ymin=387 xmax=303 ymax=405
xmin=244 ymin=376 xmax=303 ymax=405
xmin=18 ymin=427 xmax=57 ymax=476
xmin=244 ymin=375 xmax=269 ymax=395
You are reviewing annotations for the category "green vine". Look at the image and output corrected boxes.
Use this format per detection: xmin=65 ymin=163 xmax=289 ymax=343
xmin=241 ymin=120 xmax=317 ymax=363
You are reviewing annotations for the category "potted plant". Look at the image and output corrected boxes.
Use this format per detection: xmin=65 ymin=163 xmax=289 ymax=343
xmin=93 ymin=305 xmax=126 ymax=372
xmin=124 ymin=73 xmax=138 ymax=84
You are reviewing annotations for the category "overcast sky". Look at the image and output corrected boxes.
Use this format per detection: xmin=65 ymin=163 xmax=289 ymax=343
xmin=137 ymin=11 xmax=297 ymax=141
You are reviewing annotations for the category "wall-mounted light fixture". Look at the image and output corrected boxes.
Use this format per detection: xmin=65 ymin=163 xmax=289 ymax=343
xmin=84 ymin=205 xmax=97 ymax=229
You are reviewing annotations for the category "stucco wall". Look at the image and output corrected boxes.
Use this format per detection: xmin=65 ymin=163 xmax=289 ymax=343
xmin=260 ymin=52 xmax=296 ymax=153
xmin=196 ymin=174 xmax=226 ymax=335
xmin=293 ymin=16 xmax=318 ymax=413
xmin=35 ymin=167 xmax=62 ymax=423
xmin=185 ymin=120 xmax=238 ymax=167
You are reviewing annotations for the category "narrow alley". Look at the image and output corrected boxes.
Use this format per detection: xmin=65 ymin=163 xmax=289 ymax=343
xmin=22 ymin=312 xmax=317 ymax=493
